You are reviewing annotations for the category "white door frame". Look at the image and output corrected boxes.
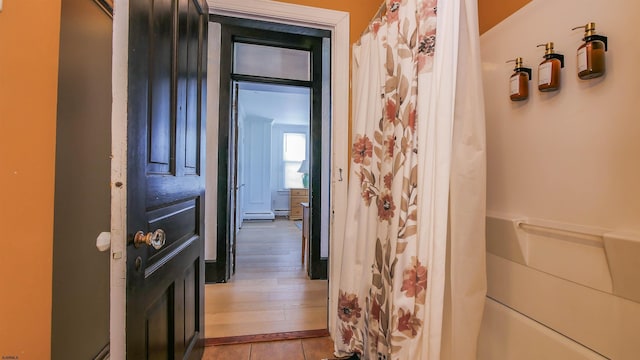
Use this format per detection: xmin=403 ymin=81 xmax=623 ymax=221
xmin=207 ymin=0 xmax=349 ymax=337
xmin=110 ymin=0 xmax=130 ymax=358
xmin=110 ymin=1 xmax=349 ymax=358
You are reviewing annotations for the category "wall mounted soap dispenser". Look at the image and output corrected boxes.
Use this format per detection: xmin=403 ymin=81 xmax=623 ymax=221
xmin=506 ymin=57 xmax=532 ymax=101
xmin=536 ymin=42 xmax=564 ymax=92
xmin=571 ymin=22 xmax=608 ymax=79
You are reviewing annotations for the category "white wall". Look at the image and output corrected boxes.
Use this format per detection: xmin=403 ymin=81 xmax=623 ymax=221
xmin=480 ymin=1 xmax=640 ymax=359
xmin=205 ymin=23 xmax=221 ymax=261
xmin=482 ymin=0 xmax=640 ymax=231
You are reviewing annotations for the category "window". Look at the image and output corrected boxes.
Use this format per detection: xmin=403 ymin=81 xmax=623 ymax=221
xmin=234 ymin=43 xmax=311 ymax=81
xmin=283 ymin=132 xmax=306 ymax=189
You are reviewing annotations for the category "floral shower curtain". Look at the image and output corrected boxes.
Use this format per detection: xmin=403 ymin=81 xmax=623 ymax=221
xmin=333 ymin=0 xmax=486 ymax=359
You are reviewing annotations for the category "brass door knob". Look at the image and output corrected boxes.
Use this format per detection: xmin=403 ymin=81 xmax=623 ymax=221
xmin=134 ymin=229 xmax=166 ymax=250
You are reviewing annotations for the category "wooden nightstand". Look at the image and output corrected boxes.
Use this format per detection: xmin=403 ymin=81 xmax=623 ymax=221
xmin=289 ymin=188 xmax=308 ymax=220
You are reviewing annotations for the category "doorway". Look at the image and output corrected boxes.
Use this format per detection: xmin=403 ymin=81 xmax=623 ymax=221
xmin=232 ymin=81 xmax=312 ymax=277
xmin=204 ymin=15 xmax=330 ymax=338
xmin=206 ymin=16 xmax=330 ymax=283
xmin=199 ymin=0 xmax=350 ymax=341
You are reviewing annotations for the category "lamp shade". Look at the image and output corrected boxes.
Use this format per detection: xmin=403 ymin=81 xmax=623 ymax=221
xmin=297 ymin=159 xmax=309 ymax=173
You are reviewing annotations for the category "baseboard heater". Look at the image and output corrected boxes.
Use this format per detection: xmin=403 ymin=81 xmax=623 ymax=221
xmin=243 ymin=211 xmax=275 ymax=220
xmin=273 ymin=209 xmax=289 ymax=217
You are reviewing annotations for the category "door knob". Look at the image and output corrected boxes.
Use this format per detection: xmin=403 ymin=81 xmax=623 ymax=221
xmin=134 ymin=229 xmax=166 ymax=250
xmin=96 ymin=232 xmax=111 ymax=252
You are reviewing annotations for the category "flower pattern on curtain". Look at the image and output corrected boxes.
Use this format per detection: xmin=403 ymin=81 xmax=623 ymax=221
xmin=336 ymin=1 xmax=438 ymax=359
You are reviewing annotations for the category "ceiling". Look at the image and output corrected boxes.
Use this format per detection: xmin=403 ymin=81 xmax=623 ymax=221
xmin=237 ymin=82 xmax=311 ymax=126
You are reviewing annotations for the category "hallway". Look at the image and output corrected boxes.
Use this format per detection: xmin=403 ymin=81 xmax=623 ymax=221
xmin=205 ymin=219 xmax=328 ymax=339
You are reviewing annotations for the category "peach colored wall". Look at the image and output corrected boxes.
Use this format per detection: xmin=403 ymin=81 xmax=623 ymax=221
xmin=0 ymin=1 xmax=61 ymax=359
xmin=279 ymin=0 xmax=531 ymax=40
xmin=276 ymin=0 xmax=382 ymax=45
xmin=478 ymin=0 xmax=531 ymax=34
xmin=281 ymin=0 xmax=530 ymax=40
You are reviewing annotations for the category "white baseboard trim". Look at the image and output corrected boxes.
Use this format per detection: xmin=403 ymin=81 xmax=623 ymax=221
xmin=243 ymin=211 xmax=275 ymax=220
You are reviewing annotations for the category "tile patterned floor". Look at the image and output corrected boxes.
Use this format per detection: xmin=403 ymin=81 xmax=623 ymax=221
xmin=203 ymin=336 xmax=338 ymax=360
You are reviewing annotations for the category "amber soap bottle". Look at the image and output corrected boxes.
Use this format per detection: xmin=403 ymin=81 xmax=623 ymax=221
xmin=536 ymin=42 xmax=564 ymax=92
xmin=506 ymin=57 xmax=532 ymax=101
xmin=572 ymin=22 xmax=608 ymax=79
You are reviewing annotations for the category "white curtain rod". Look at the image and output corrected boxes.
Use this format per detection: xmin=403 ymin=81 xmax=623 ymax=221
xmin=373 ymin=1 xmax=387 ymax=20
xmin=360 ymin=1 xmax=387 ymax=38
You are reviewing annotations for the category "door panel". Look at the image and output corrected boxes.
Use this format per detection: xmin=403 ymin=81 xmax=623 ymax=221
xmin=147 ymin=289 xmax=172 ymax=360
xmin=126 ymin=0 xmax=207 ymax=359
xmin=183 ymin=263 xmax=197 ymax=344
xmin=184 ymin=0 xmax=201 ymax=173
xmin=147 ymin=0 xmax=174 ymax=173
xmin=146 ymin=199 xmax=198 ymax=266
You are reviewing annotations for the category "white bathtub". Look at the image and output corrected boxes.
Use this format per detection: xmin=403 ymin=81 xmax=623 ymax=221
xmin=477 ymin=214 xmax=640 ymax=360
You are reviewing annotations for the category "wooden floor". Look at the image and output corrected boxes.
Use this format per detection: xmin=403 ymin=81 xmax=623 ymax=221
xmin=205 ymin=219 xmax=329 ymax=339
